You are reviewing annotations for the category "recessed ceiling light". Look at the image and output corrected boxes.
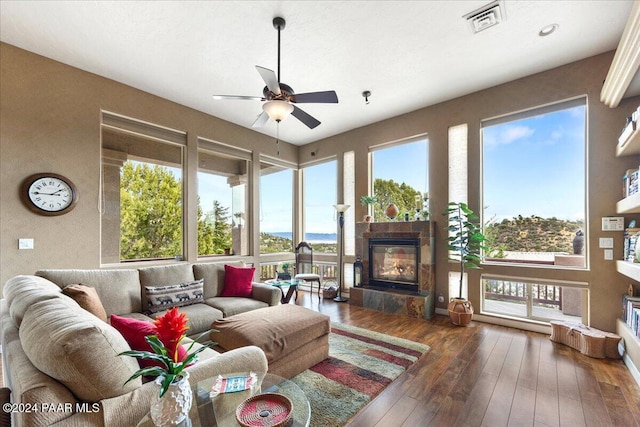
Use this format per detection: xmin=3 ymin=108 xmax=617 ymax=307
xmin=539 ymin=24 xmax=559 ymax=37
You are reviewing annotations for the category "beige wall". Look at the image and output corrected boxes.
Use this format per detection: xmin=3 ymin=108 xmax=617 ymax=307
xmin=2 ymin=42 xmax=638 ymax=332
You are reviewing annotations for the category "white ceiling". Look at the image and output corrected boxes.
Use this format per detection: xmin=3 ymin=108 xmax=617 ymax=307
xmin=0 ymin=1 xmax=634 ymax=145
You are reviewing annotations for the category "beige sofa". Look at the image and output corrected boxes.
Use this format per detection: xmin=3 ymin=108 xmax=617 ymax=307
xmin=1 ymin=261 xmax=280 ymax=426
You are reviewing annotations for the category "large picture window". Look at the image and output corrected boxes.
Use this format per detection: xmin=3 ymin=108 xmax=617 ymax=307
xmin=101 ymin=112 xmax=186 ymax=263
xmin=260 ymin=160 xmax=294 ymax=254
xmin=482 ymin=98 xmax=587 ymax=268
xmin=197 ymin=146 xmax=249 ymax=257
xmin=371 ymin=138 xmax=428 ymax=222
xmin=303 ymin=160 xmax=337 ymax=253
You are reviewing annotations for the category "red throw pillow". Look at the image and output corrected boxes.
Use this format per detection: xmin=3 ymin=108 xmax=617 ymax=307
xmin=221 ymin=264 xmax=255 ymax=297
xmin=110 ymin=314 xmax=188 ymax=368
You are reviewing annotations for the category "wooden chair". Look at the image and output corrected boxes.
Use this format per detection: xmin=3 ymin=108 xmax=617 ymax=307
xmin=294 ymin=242 xmax=322 ymax=296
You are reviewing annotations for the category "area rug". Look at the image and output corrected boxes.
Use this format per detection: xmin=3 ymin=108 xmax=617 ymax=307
xmin=290 ymin=322 xmax=430 ymax=427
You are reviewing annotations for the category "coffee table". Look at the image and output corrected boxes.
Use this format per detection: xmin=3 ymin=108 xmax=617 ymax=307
xmin=265 ymin=279 xmax=301 ymax=303
xmin=137 ymin=372 xmax=310 ymax=427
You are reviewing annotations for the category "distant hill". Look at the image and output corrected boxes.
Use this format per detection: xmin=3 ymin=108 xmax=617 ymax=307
xmin=260 ymin=232 xmax=337 ymax=254
xmin=485 ymin=216 xmax=584 ymax=256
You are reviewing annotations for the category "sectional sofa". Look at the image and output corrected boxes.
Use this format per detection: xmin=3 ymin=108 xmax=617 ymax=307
xmin=0 ymin=260 xmax=280 ymax=426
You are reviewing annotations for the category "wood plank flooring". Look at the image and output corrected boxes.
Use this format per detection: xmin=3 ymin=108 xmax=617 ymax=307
xmin=293 ymin=291 xmax=640 ymax=427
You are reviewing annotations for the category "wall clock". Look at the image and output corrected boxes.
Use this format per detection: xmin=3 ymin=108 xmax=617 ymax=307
xmin=20 ymin=173 xmax=79 ymax=216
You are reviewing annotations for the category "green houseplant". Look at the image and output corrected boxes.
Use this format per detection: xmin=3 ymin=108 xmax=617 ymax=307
xmin=444 ymin=202 xmax=487 ymax=325
xmin=359 ymin=195 xmax=377 ymax=222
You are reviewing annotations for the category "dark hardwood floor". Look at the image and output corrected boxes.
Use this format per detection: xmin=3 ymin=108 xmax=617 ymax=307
xmin=293 ymin=291 xmax=640 ymax=427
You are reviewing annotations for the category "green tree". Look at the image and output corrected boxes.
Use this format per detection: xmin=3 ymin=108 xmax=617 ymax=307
xmin=203 ymin=200 xmax=232 ymax=254
xmin=120 ymin=162 xmax=220 ymax=260
xmin=373 ymin=178 xmax=422 ymax=221
xmin=197 ymin=197 xmax=215 ymax=255
xmin=120 ymin=162 xmax=182 ymax=260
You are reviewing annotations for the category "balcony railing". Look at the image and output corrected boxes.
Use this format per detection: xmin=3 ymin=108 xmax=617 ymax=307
xmin=485 ymin=280 xmax=561 ymax=308
xmin=259 ymin=262 xmax=337 ymax=282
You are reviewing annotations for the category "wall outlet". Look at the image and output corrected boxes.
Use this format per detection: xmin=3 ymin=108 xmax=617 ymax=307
xmin=438 ymin=294 xmax=445 ymax=303
xmin=604 ymin=249 xmax=613 ymax=260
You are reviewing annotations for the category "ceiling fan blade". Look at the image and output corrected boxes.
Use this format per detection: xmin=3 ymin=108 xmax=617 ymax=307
xmin=291 ymin=105 xmax=321 ymax=129
xmin=255 ymin=66 xmax=281 ymax=95
xmin=291 ymin=91 xmax=338 ymax=104
xmin=251 ymin=111 xmax=269 ymax=128
xmin=212 ymin=95 xmax=264 ymax=101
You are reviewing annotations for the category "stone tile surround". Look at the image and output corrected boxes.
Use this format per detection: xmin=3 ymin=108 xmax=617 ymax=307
xmin=350 ymin=221 xmax=435 ymax=319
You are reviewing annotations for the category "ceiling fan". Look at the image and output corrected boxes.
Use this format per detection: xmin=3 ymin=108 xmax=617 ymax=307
xmin=213 ymin=17 xmax=338 ymax=130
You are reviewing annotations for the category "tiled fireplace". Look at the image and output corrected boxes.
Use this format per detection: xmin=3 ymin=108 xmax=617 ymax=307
xmin=350 ymin=221 xmax=435 ymax=319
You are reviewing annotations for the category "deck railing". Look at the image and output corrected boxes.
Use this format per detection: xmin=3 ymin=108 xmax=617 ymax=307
xmin=259 ymin=262 xmax=336 ymax=282
xmin=484 ymin=280 xmax=562 ymax=308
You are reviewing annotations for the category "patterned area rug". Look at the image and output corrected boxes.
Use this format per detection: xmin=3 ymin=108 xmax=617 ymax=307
xmin=290 ymin=322 xmax=430 ymax=427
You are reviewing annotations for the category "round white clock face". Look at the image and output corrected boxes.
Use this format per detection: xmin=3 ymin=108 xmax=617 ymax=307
xmin=22 ymin=173 xmax=78 ymax=215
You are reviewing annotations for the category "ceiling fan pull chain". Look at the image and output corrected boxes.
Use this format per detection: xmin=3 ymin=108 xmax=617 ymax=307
xmin=276 ymin=123 xmax=280 ymax=156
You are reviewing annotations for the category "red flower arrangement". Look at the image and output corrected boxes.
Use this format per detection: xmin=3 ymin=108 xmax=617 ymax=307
xmin=119 ymin=307 xmax=214 ymax=397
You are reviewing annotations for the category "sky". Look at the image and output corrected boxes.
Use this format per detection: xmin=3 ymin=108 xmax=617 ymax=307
xmin=483 ymin=105 xmax=586 ymax=223
xmin=196 ymin=104 xmax=585 ymax=234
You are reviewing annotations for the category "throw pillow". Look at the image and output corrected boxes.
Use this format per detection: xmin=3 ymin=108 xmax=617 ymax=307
xmin=144 ymin=279 xmax=204 ymax=314
xmin=220 ymin=264 xmax=255 ymax=297
xmin=110 ymin=314 xmax=188 ymax=368
xmin=62 ymin=283 xmax=108 ymax=322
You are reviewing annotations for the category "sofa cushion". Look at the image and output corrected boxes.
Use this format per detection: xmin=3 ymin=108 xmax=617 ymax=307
xmin=36 ymin=269 xmax=141 ymax=315
xmin=139 ymin=264 xmax=195 ymax=311
xmin=205 ymin=297 xmax=269 ymax=317
xmin=4 ymin=275 xmax=63 ymax=327
xmin=62 ymin=284 xmax=108 ymax=322
xmin=110 ymin=314 xmax=188 ymax=367
xmin=220 ymin=265 xmax=255 ymax=297
xmin=193 ymin=260 xmax=244 ymax=299
xmin=149 ymin=303 xmax=223 ymax=338
xmin=19 ymin=297 xmax=142 ymax=402
xmin=144 ymin=279 xmax=204 ymax=314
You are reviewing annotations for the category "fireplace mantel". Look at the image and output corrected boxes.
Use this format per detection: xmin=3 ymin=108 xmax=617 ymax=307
xmin=350 ymin=221 xmax=435 ymax=319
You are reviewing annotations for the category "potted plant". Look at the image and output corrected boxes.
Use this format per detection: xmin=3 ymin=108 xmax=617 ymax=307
xmin=119 ymin=308 xmax=213 ymax=425
xmin=278 ymin=262 xmax=292 ymax=280
xmin=359 ymin=195 xmax=377 ymax=222
xmin=444 ymin=202 xmax=487 ymax=326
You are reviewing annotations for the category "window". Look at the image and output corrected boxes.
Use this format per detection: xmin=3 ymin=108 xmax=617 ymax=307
xmin=260 ymin=160 xmax=294 ymax=254
xmin=197 ymin=146 xmax=249 ymax=257
xmin=481 ymin=276 xmax=587 ymax=323
xmin=303 ymin=160 xmax=337 ymax=253
xmin=482 ymin=98 xmax=586 ymax=267
xmin=371 ymin=138 xmax=428 ymax=222
xmin=101 ymin=112 xmax=186 ymax=263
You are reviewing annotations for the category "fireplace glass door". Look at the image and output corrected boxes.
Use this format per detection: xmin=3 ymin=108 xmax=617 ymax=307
xmin=369 ymin=238 xmax=419 ymax=291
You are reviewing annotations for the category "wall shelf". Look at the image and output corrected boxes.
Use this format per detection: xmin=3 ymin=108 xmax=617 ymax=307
xmin=616 ymin=125 xmax=640 ymax=157
xmin=616 ymin=260 xmax=640 ymax=281
xmin=616 ymin=192 xmax=640 ymax=214
xmin=617 ymin=318 xmax=640 ymax=387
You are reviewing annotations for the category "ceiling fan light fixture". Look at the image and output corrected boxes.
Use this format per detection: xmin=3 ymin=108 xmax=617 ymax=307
xmin=262 ymin=100 xmax=294 ymax=122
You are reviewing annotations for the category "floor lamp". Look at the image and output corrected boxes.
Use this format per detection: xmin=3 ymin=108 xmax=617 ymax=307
xmin=333 ymin=204 xmax=350 ymax=302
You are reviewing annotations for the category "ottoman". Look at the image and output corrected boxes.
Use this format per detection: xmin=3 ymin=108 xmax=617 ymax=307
xmin=211 ymin=304 xmax=330 ymax=378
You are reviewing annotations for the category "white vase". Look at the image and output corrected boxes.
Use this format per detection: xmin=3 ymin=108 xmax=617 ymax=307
xmin=150 ymin=372 xmax=192 ymax=426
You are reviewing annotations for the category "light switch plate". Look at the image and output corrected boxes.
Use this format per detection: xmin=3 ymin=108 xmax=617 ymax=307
xmin=604 ymin=249 xmax=613 ymax=260
xmin=599 ymin=237 xmax=614 ymax=248
xmin=18 ymin=238 xmax=34 ymax=250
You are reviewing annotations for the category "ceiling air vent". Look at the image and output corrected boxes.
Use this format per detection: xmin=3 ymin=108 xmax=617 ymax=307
xmin=464 ymin=0 xmax=506 ymax=34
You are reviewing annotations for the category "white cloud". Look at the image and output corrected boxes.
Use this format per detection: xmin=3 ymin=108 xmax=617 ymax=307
xmin=484 ymin=125 xmax=535 ymax=148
